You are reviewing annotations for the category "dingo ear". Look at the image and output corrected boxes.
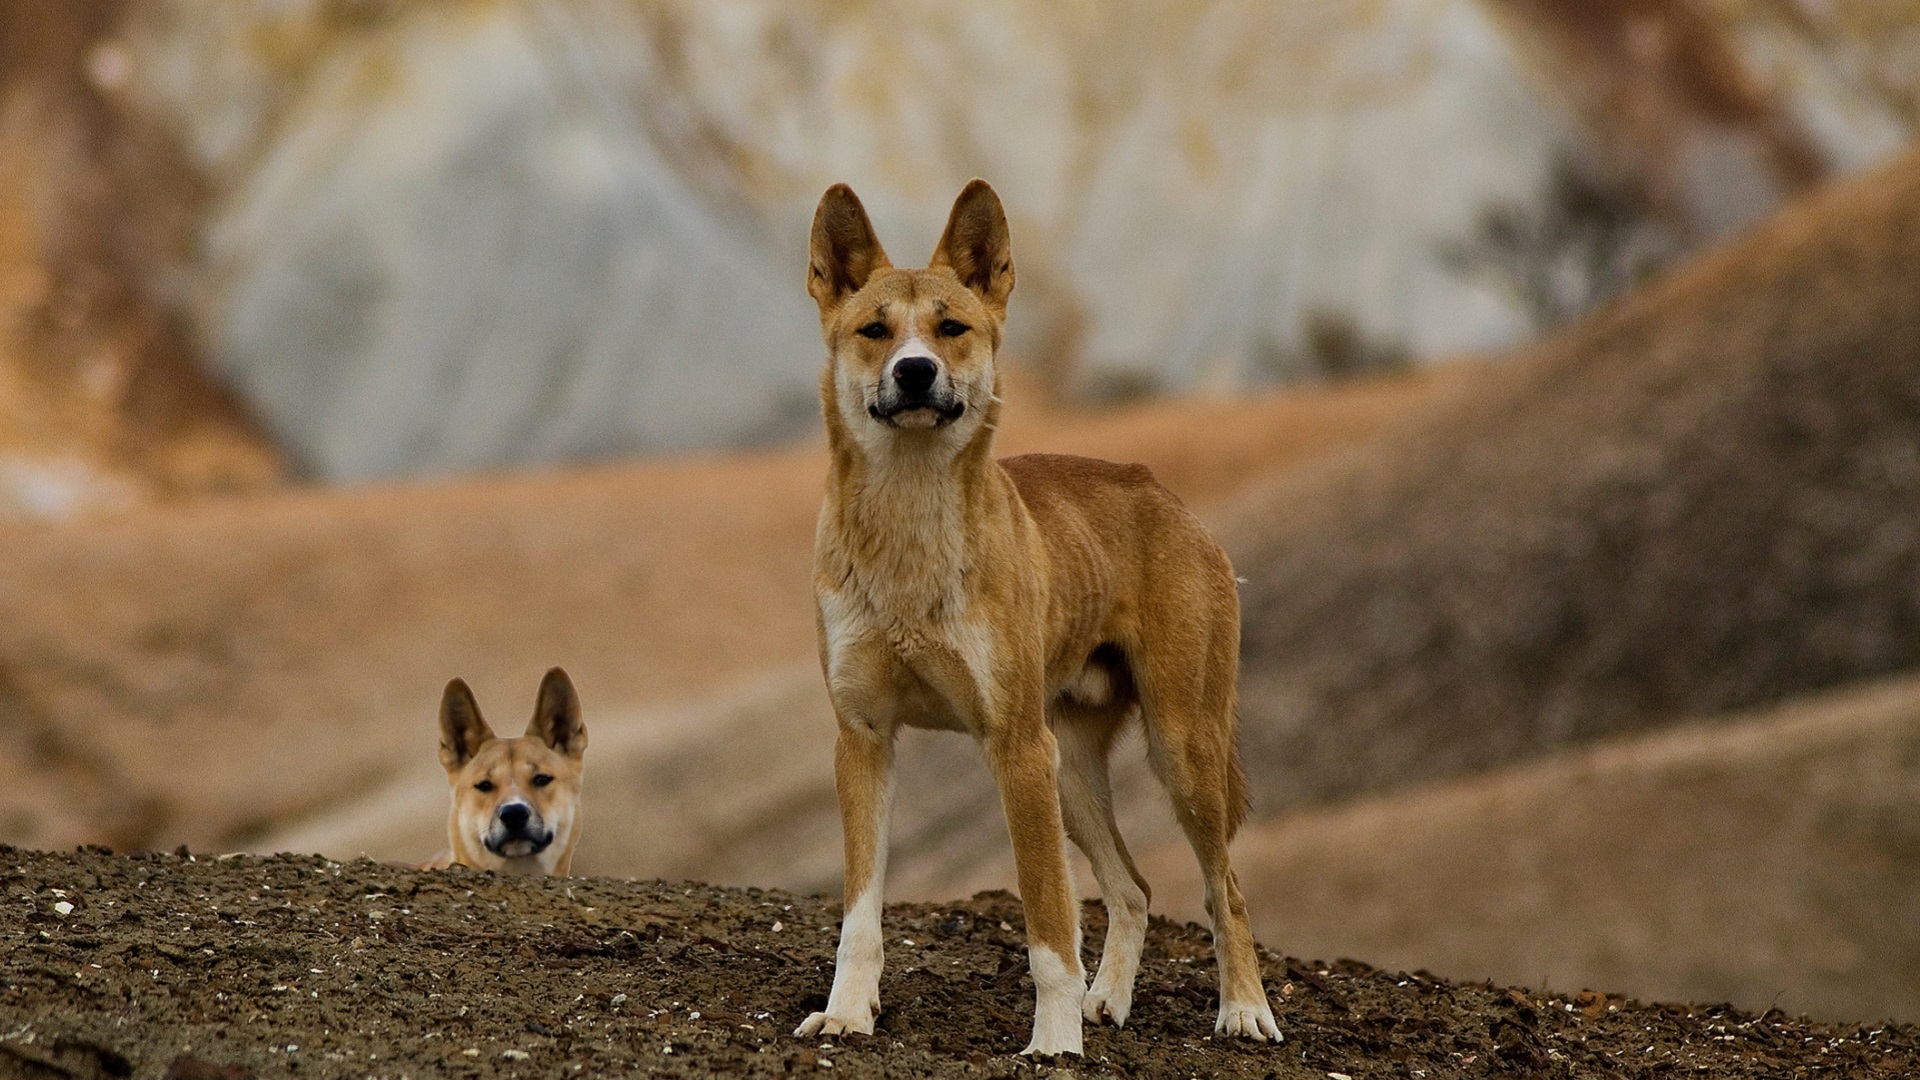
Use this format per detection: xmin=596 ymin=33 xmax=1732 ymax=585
xmin=930 ymin=179 xmax=1013 ymax=315
xmin=439 ymin=678 xmax=495 ymax=772
xmin=527 ymin=667 xmax=586 ymax=760
xmin=808 ymin=184 xmax=890 ymax=319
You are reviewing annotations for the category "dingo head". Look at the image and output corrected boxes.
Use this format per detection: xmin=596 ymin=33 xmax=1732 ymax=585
xmin=437 ymin=667 xmax=586 ymax=876
xmin=808 ymin=180 xmax=1014 ymax=456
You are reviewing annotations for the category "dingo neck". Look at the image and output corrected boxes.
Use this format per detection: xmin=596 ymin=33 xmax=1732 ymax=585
xmin=822 ymin=418 xmax=1004 ymax=615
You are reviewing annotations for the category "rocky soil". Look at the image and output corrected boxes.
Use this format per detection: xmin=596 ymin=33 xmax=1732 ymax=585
xmin=4 ymin=847 xmax=1917 ymax=1079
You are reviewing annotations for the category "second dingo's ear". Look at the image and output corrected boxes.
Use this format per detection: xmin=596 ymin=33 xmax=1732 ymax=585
xmin=527 ymin=667 xmax=586 ymax=760
xmin=930 ymin=179 xmax=1013 ymax=315
xmin=439 ymin=678 xmax=495 ymax=772
xmin=808 ymin=183 xmax=890 ymax=320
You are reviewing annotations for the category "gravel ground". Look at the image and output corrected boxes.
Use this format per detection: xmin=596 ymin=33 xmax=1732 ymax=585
xmin=3 ymin=846 xmax=1916 ymax=1078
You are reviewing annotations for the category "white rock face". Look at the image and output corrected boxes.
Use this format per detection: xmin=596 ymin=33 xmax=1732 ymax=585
xmin=132 ymin=3 xmax=823 ymax=478
xmin=108 ymin=2 xmax=1702 ymax=477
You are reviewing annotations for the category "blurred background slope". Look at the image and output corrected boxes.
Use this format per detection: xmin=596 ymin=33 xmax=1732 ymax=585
xmin=10 ymin=0 xmax=1916 ymax=488
xmin=0 ymin=2 xmax=279 ymax=520
xmin=6 ymin=0 xmax=1920 ymax=1028
xmin=120 ymin=0 xmax=1564 ymax=478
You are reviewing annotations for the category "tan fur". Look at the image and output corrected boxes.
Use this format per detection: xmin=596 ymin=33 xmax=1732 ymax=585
xmin=794 ymin=181 xmax=1278 ymax=1055
xmin=421 ymin=668 xmax=587 ymax=876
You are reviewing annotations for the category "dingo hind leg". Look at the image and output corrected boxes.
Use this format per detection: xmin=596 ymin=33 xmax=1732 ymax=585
xmin=1054 ymin=695 xmax=1151 ymax=1029
xmin=1135 ymin=585 xmax=1279 ymax=1041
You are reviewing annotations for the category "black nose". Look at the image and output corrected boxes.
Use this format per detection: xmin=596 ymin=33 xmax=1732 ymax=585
xmin=498 ymin=803 xmax=530 ymax=830
xmin=892 ymin=356 xmax=937 ymax=395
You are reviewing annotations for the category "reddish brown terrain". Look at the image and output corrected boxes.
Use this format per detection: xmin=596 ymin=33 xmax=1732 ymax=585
xmin=0 ymin=370 xmax=1449 ymax=863
xmin=1227 ymin=144 xmax=1920 ymax=812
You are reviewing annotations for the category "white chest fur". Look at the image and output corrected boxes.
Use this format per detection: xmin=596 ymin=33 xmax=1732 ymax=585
xmin=818 ymin=579 xmax=998 ymax=735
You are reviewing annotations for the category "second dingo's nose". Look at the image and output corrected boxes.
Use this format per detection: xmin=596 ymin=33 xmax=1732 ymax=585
xmin=498 ymin=802 xmax=531 ymax=829
xmin=893 ymin=356 xmax=937 ymax=394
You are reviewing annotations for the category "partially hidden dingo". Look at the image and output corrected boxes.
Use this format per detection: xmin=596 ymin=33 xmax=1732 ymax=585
xmin=422 ymin=667 xmax=587 ymax=876
xmin=794 ymin=180 xmax=1279 ymax=1055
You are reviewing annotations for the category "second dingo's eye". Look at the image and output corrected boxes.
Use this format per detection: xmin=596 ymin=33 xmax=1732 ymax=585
xmin=532 ymin=773 xmax=554 ymax=788
xmin=475 ymin=779 xmax=495 ymax=793
xmin=856 ymin=321 xmax=888 ymax=339
xmin=938 ymin=319 xmax=969 ymax=337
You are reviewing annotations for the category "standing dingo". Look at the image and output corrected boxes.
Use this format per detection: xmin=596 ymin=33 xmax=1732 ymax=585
xmin=794 ymin=180 xmax=1278 ymax=1055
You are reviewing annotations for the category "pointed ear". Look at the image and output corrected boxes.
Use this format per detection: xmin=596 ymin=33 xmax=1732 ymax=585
xmin=930 ymin=179 xmax=1013 ymax=315
xmin=526 ymin=667 xmax=586 ymax=760
xmin=808 ymin=184 xmax=890 ymax=319
xmin=438 ymin=678 xmax=495 ymax=773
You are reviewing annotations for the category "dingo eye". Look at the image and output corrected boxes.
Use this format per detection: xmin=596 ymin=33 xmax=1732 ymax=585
xmin=856 ymin=321 xmax=888 ymax=339
xmin=474 ymin=779 xmax=495 ymax=793
xmin=532 ymin=773 xmax=554 ymax=788
xmin=938 ymin=319 xmax=969 ymax=337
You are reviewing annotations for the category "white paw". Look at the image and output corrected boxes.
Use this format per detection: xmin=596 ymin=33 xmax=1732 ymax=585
xmin=1215 ymin=999 xmax=1281 ymax=1042
xmin=793 ymin=1003 xmax=876 ymax=1038
xmin=1082 ymin=982 xmax=1132 ymax=1027
xmin=1023 ymin=948 xmax=1086 ymax=1056
xmin=1019 ymin=1030 xmax=1084 ymax=1058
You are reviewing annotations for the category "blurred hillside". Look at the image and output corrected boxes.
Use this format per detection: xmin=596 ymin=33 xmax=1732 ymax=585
xmin=0 ymin=3 xmax=280 ymax=521
xmin=1227 ymin=140 xmax=1920 ymax=808
xmin=6 ymin=0 xmax=1920 ymax=503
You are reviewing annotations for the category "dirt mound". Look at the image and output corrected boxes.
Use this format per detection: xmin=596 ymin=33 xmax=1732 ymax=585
xmin=1227 ymin=142 xmax=1920 ymax=810
xmin=6 ymin=847 xmax=1916 ymax=1079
